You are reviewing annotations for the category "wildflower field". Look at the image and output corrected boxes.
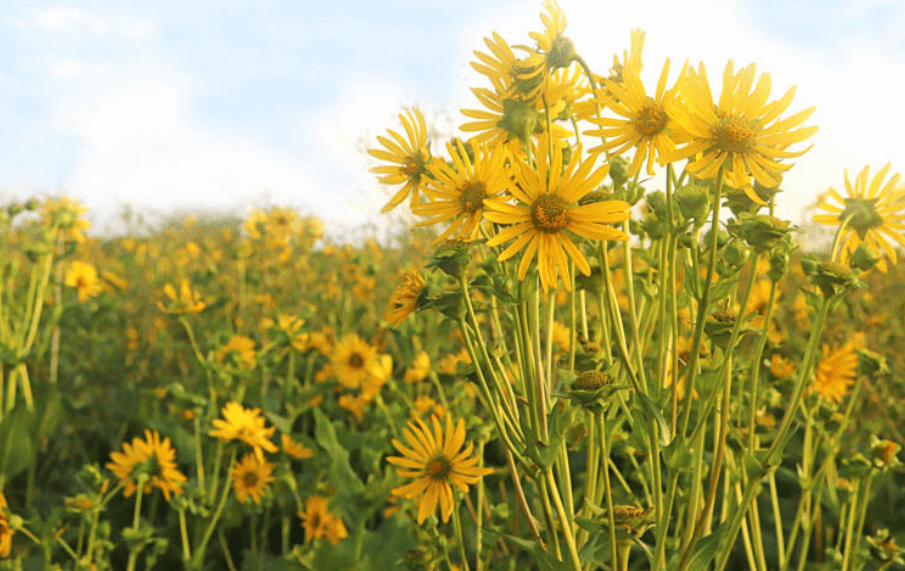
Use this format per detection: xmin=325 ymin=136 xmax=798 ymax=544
xmin=2 ymin=2 xmax=905 ymax=570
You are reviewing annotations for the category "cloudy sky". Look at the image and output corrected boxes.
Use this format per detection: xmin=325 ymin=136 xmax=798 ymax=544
xmin=1 ymin=0 xmax=903 ymax=238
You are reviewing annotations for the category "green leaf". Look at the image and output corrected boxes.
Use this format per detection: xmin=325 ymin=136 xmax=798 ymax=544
xmin=682 ymin=527 xmax=723 ymax=571
xmin=663 ymin=433 xmax=693 ymax=473
xmin=634 ymin=391 xmax=673 ymax=447
xmin=313 ymin=409 xmax=363 ymax=496
xmin=0 ymin=407 xmax=36 ymax=480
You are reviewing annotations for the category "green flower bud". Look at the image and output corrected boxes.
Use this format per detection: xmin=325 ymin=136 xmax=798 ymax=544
xmin=675 ymin=184 xmax=711 ymax=229
xmin=723 ymin=240 xmax=750 ymax=268
xmin=428 ymin=240 xmax=471 ymax=279
xmin=608 ymin=156 xmax=630 ymax=188
xmin=849 ymin=243 xmax=881 ymax=272
xmin=811 ymin=260 xmax=854 ymax=297
xmin=728 ymin=214 xmax=792 ymax=252
xmin=548 ymin=36 xmax=578 ymax=69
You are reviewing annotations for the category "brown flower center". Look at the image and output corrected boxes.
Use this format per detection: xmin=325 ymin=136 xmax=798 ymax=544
xmin=426 ymin=456 xmax=452 ymax=480
xmin=401 ymin=152 xmax=426 ymax=181
xmin=242 ymin=471 xmax=259 ymax=488
xmin=715 ymin=116 xmax=755 ymax=154
xmin=531 ymin=194 xmax=570 ymax=232
xmin=459 ymin=182 xmax=487 ymax=214
xmin=633 ymin=102 xmax=667 ymax=136
xmin=348 ymin=352 xmax=364 ymax=368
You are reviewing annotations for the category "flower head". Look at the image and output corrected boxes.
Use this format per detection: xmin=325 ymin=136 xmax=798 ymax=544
xmin=384 ymin=268 xmax=425 ymax=328
xmin=586 ymin=30 xmax=687 ymax=177
xmin=157 ymin=278 xmax=206 ymax=314
xmin=329 ymin=334 xmax=383 ymax=389
xmin=281 ymin=433 xmax=314 ymax=460
xmin=484 ymin=136 xmax=630 ymax=292
xmin=215 ymin=335 xmax=257 ymax=370
xmin=661 ymin=61 xmax=817 ymax=203
xmin=231 ymin=453 xmax=275 ymax=504
xmin=299 ymin=495 xmax=348 ymax=545
xmin=812 ymin=164 xmax=905 ymax=272
xmin=0 ymin=492 xmax=13 ymax=558
xmin=106 ymin=430 xmax=187 ymax=501
xmin=812 ymin=341 xmax=860 ymax=404
xmin=414 ymin=140 xmax=510 ymax=243
xmin=64 ymin=261 xmax=102 ymax=302
xmin=387 ymin=415 xmax=493 ymax=524
xmin=368 ymin=107 xmax=431 ymax=213
xmin=209 ymin=402 xmax=278 ymax=460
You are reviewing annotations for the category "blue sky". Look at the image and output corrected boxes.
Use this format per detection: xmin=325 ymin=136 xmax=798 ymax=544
xmin=1 ymin=0 xmax=903 ymax=238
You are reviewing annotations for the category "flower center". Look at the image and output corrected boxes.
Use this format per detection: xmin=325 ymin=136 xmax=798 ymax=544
xmin=459 ymin=182 xmax=487 ymax=214
xmin=841 ymin=197 xmax=883 ymax=238
xmin=348 ymin=352 xmax=364 ymax=369
xmin=633 ymin=101 xmax=667 ymax=136
xmin=531 ymin=194 xmax=570 ymax=232
xmin=715 ymin=115 xmax=755 ymax=154
xmin=242 ymin=471 xmax=259 ymax=488
xmin=426 ymin=456 xmax=452 ymax=480
xmin=401 ymin=152 xmax=426 ymax=182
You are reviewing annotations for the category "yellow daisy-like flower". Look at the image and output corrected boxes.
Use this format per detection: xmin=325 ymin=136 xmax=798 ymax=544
xmin=811 ymin=341 xmax=859 ymax=404
xmin=157 ymin=278 xmax=206 ymax=314
xmin=586 ymin=30 xmax=687 ymax=177
xmin=231 ymin=453 xmax=275 ymax=504
xmin=812 ymin=163 xmax=905 ymax=272
xmin=0 ymin=492 xmax=14 ymax=558
xmin=414 ymin=140 xmax=510 ymax=243
xmin=330 ymin=334 xmax=382 ymax=389
xmin=661 ymin=60 xmax=817 ymax=203
xmin=520 ymin=0 xmax=572 ymax=72
xmin=471 ymin=31 xmax=542 ymax=99
xmin=384 ymin=268 xmax=425 ymax=328
xmin=460 ymin=87 xmax=571 ymax=149
xmin=770 ymin=354 xmax=795 ymax=379
xmin=209 ymin=401 xmax=278 ymax=460
xmin=215 ymin=334 xmax=257 ymax=370
xmin=387 ymin=415 xmax=493 ymax=524
xmin=281 ymin=433 xmax=314 ymax=460
xmin=404 ymin=351 xmax=431 ymax=383
xmin=367 ymin=107 xmax=430 ymax=213
xmin=64 ymin=261 xmax=102 ymax=302
xmin=484 ymin=137 xmax=630 ymax=292
xmin=299 ymin=495 xmax=348 ymax=545
xmin=106 ymin=430 xmax=187 ymax=501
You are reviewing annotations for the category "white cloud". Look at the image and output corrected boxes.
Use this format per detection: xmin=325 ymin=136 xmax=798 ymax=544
xmin=23 ymin=7 xmax=155 ymax=39
xmin=36 ymin=7 xmax=108 ymax=34
xmin=45 ymin=58 xmax=107 ymax=78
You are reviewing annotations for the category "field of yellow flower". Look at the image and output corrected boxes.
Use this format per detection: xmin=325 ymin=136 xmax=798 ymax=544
xmin=2 ymin=2 xmax=905 ymax=570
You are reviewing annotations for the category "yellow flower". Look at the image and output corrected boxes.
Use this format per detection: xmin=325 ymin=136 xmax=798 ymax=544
xmin=42 ymin=195 xmax=91 ymax=243
xmin=330 ymin=334 xmax=382 ymax=390
xmin=812 ymin=341 xmax=859 ymax=404
xmin=281 ymin=434 xmax=313 ymax=460
xmin=404 ymin=351 xmax=431 ymax=383
xmin=106 ymin=430 xmax=187 ymax=501
xmin=0 ymin=492 xmax=13 ymax=558
xmin=484 ymin=136 xmax=630 ymax=292
xmin=367 ymin=107 xmax=430 ymax=213
xmin=299 ymin=495 xmax=348 ymax=545
xmin=460 ymin=86 xmax=571 ymax=149
xmin=157 ymin=278 xmax=206 ymax=314
xmin=661 ymin=61 xmax=817 ymax=203
xmin=414 ymin=140 xmax=510 ymax=243
xmin=64 ymin=261 xmax=102 ymax=302
xmin=412 ymin=395 xmax=446 ymax=420
xmin=387 ymin=415 xmax=493 ymax=524
xmin=385 ymin=268 xmax=425 ymax=328
xmin=215 ymin=335 xmax=257 ymax=369
xmin=812 ymin=163 xmax=905 ymax=272
xmin=209 ymin=402 xmax=278 ymax=460
xmin=586 ymin=29 xmax=687 ymax=177
xmin=471 ymin=31 xmax=543 ymax=99
xmin=231 ymin=453 xmax=275 ymax=504
xmin=770 ymin=354 xmax=795 ymax=379
xmin=520 ymin=0 xmax=572 ymax=74
xmin=438 ymin=348 xmax=471 ymax=375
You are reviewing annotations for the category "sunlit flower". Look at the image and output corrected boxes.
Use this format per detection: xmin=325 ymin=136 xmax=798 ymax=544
xmin=385 ymin=268 xmax=425 ymax=327
xmin=812 ymin=163 xmax=905 ymax=272
xmin=770 ymin=354 xmax=795 ymax=379
xmin=64 ymin=261 xmax=102 ymax=302
xmin=106 ymin=430 xmax=187 ymax=501
xmin=471 ymin=31 xmax=542 ymax=98
xmin=661 ymin=61 xmax=817 ymax=204
xmin=330 ymin=334 xmax=382 ymax=389
xmin=43 ymin=195 xmax=91 ymax=243
xmin=484 ymin=136 xmax=630 ymax=292
xmin=387 ymin=415 xmax=493 ymax=524
xmin=281 ymin=434 xmax=314 ymax=460
xmin=368 ymin=107 xmax=431 ymax=213
xmin=413 ymin=395 xmax=446 ymax=419
xmin=414 ymin=140 xmax=510 ymax=243
xmin=157 ymin=278 xmax=206 ymax=314
xmin=460 ymin=87 xmax=571 ymax=149
xmin=215 ymin=335 xmax=257 ymax=370
xmin=0 ymin=492 xmax=13 ymax=558
xmin=404 ymin=351 xmax=431 ymax=383
xmin=586 ymin=29 xmax=686 ymax=177
xmin=231 ymin=453 xmax=275 ymax=504
xmin=812 ymin=341 xmax=859 ymax=404
xmin=209 ymin=402 xmax=278 ymax=460
xmin=299 ymin=495 xmax=348 ymax=545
